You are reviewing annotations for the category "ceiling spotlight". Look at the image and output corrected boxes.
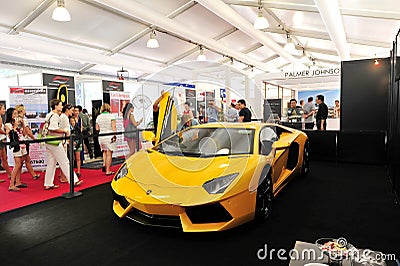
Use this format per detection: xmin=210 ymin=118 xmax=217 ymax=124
xmin=254 ymin=0 xmax=269 ymax=30
xmin=248 ymin=66 xmax=255 ymax=78
xmin=374 ymin=59 xmax=380 ymax=65
xmin=197 ymin=46 xmax=207 ymax=61
xmin=310 ymin=59 xmax=318 ymax=70
xmin=52 ymin=0 xmax=71 ymax=22
xmin=146 ymin=29 xmax=159 ymax=48
xmin=284 ymin=34 xmax=296 ymax=55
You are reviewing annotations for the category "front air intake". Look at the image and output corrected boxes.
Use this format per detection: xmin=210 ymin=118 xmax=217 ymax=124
xmin=186 ymin=203 xmax=232 ymax=224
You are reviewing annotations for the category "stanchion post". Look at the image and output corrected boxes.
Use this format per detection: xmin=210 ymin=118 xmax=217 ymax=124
xmin=136 ymin=128 xmax=140 ymax=151
xmin=62 ymin=133 xmax=83 ymax=199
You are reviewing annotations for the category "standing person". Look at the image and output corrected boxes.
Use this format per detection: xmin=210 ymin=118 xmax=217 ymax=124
xmin=96 ymin=103 xmax=117 ymax=176
xmin=206 ymin=99 xmax=220 ymax=123
xmin=237 ymin=99 xmax=252 ymax=122
xmin=8 ymin=118 xmax=27 ymax=191
xmin=73 ymin=106 xmax=85 ymax=164
xmin=182 ymin=102 xmax=194 ymax=118
xmin=197 ymin=104 xmax=205 ymax=124
xmin=300 ymin=99 xmax=305 ymax=108
xmin=287 ymin=99 xmax=303 ymax=122
xmin=77 ymin=105 xmax=93 ymax=159
xmin=179 ymin=114 xmax=200 ymax=141
xmin=333 ymin=100 xmax=341 ymax=118
xmin=303 ymin=97 xmax=315 ymax=130
xmin=5 ymin=108 xmax=28 ymax=188
xmin=44 ymin=99 xmax=82 ymax=190
xmin=315 ymin=94 xmax=328 ymax=131
xmin=122 ymin=102 xmax=143 ymax=158
xmin=15 ymin=105 xmax=40 ymax=180
xmin=69 ymin=116 xmax=82 ymax=178
xmin=225 ymin=102 xmax=238 ymax=122
xmin=58 ymin=104 xmax=74 ymax=183
xmin=0 ymin=104 xmax=11 ymax=183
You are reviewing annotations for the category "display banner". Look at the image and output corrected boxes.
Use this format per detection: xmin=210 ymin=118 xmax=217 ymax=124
xmin=264 ymin=99 xmax=282 ymax=122
xmin=110 ymin=91 xmax=130 ymax=116
xmin=102 ymin=80 xmax=124 ymax=91
xmin=8 ymin=87 xmax=49 ymax=170
xmin=43 ymin=74 xmax=74 ymax=88
xmin=110 ymin=91 xmax=130 ymax=157
xmin=43 ymin=73 xmax=75 ymax=108
xmin=102 ymin=80 xmax=124 ymax=105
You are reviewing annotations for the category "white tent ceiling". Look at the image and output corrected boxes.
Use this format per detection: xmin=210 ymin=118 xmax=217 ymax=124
xmin=0 ymin=0 xmax=399 ymax=82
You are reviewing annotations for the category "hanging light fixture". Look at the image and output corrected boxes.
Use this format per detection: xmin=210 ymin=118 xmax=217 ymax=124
xmin=197 ymin=46 xmax=207 ymax=61
xmin=284 ymin=34 xmax=296 ymax=55
xmin=146 ymin=29 xmax=159 ymax=48
xmin=230 ymin=57 xmax=234 ymax=65
xmin=301 ymin=49 xmax=309 ymax=63
xmin=253 ymin=0 xmax=269 ymax=30
xmin=117 ymin=67 xmax=129 ymax=80
xmin=52 ymin=0 xmax=71 ymax=22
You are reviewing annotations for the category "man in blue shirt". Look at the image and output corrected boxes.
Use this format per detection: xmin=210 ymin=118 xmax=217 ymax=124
xmin=206 ymin=100 xmax=220 ymax=123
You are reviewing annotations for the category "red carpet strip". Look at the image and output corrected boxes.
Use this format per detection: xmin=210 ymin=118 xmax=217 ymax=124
xmin=0 ymin=164 xmax=121 ymax=213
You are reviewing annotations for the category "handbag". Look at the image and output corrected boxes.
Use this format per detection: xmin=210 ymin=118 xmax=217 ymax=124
xmin=124 ymin=122 xmax=137 ymax=139
xmin=38 ymin=113 xmax=61 ymax=146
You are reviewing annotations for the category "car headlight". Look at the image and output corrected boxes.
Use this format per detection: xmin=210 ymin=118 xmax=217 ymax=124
xmin=114 ymin=164 xmax=128 ymax=181
xmin=202 ymin=173 xmax=239 ymax=194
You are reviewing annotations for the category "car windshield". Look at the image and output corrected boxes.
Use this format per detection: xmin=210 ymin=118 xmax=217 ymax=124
xmin=154 ymin=127 xmax=254 ymax=157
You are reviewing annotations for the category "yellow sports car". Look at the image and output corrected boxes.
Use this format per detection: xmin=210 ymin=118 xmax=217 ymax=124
xmin=111 ymin=93 xmax=309 ymax=232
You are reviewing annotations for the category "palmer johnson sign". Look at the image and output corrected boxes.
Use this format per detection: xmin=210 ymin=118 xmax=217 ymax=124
xmin=284 ymin=67 xmax=341 ymax=78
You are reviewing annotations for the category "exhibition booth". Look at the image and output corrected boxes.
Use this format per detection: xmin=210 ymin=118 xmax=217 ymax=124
xmin=0 ymin=47 xmax=398 ymax=266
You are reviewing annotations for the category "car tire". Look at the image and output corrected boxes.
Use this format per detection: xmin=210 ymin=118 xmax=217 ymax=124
xmin=300 ymin=140 xmax=310 ymax=177
xmin=255 ymin=173 xmax=273 ymax=222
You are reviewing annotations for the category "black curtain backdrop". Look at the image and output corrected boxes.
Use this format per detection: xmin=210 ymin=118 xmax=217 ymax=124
xmin=338 ymin=58 xmax=390 ymax=165
xmin=341 ymin=58 xmax=390 ymax=131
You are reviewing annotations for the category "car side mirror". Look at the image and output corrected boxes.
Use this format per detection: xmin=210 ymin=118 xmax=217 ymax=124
xmin=142 ymin=131 xmax=155 ymax=142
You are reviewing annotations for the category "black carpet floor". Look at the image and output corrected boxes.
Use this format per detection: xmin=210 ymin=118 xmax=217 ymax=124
xmin=1 ymin=161 xmax=399 ymax=266
xmin=81 ymin=157 xmax=125 ymax=169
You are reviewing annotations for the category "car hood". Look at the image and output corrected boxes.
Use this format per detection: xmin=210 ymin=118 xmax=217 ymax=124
xmin=122 ymin=150 xmax=266 ymax=206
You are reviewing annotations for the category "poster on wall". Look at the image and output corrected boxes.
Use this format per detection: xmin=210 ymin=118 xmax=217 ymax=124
xmin=264 ymin=99 xmax=282 ymax=122
xmin=185 ymin=89 xmax=197 ymax=117
xmin=109 ymin=91 xmax=130 ymax=157
xmin=110 ymin=91 xmax=130 ymax=117
xmin=102 ymin=80 xmax=124 ymax=105
xmin=8 ymin=87 xmax=49 ymax=170
xmin=43 ymin=73 xmax=75 ymax=108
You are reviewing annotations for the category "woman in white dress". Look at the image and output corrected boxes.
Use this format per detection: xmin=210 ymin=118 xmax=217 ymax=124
xmin=96 ymin=103 xmax=117 ymax=175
